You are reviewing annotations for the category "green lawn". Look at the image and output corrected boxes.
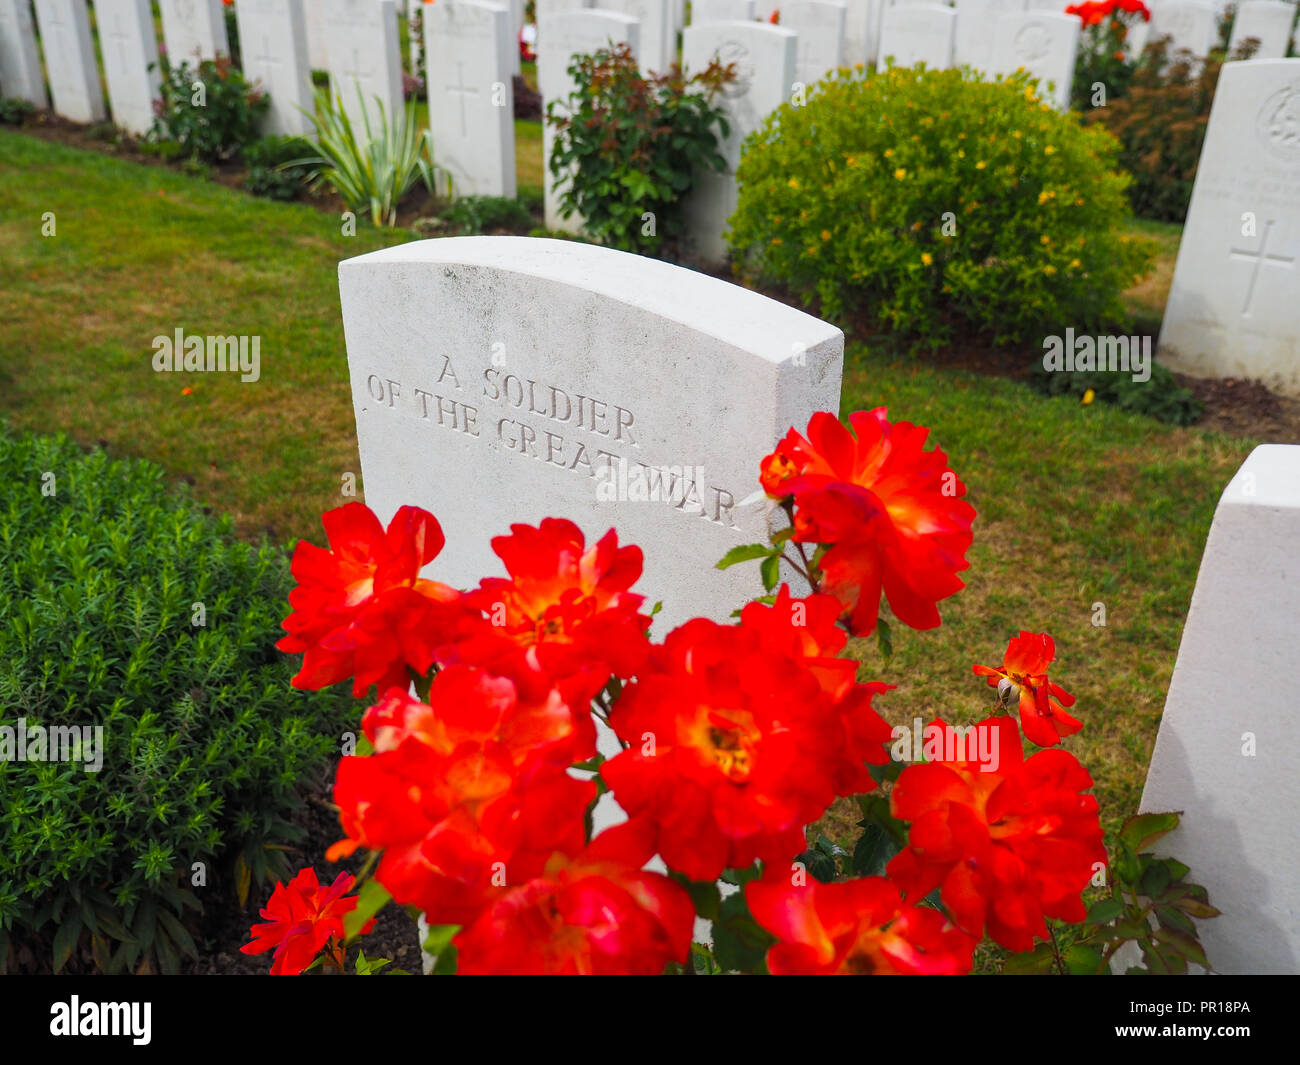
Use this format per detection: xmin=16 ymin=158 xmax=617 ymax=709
xmin=0 ymin=128 xmax=1257 ymax=865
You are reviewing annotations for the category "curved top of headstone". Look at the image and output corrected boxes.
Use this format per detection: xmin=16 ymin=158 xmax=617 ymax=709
xmin=339 ymin=236 xmax=842 ymax=362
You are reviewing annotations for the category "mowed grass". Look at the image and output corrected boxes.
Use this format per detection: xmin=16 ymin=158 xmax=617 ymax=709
xmin=1 ymin=130 xmax=1259 ymax=849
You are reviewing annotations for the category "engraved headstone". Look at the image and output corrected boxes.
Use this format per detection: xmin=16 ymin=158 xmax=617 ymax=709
xmin=989 ymin=10 xmax=1079 ymax=109
xmin=690 ymin=0 xmax=756 ymax=23
xmin=32 ymin=0 xmax=104 ymax=122
xmin=681 ymin=21 xmax=796 ymax=264
xmin=322 ymin=0 xmax=404 ymax=136
xmin=426 ymin=0 xmax=516 ymax=198
xmin=877 ymin=2 xmax=956 ymax=68
xmin=157 ymin=0 xmax=230 ymax=64
xmin=597 ymin=0 xmax=672 ymax=71
xmin=0 ymin=0 xmax=49 ymax=107
xmin=1149 ymin=0 xmax=1216 ymax=57
xmin=96 ymin=0 xmax=162 ymax=136
xmin=840 ymin=0 xmax=880 ymax=64
xmin=782 ymin=0 xmax=848 ymax=86
xmin=1228 ymin=0 xmax=1297 ymax=61
xmin=236 ymin=0 xmax=316 ymax=136
xmin=303 ymin=0 xmax=330 ymax=68
xmin=953 ymin=0 xmax=1027 ymax=71
xmin=538 ymin=9 xmax=640 ymax=233
xmin=1159 ymin=59 xmax=1300 ymax=396
xmin=1128 ymin=444 xmax=1300 ymax=974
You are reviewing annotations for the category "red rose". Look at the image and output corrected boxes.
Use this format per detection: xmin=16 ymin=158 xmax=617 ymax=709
xmin=240 ymin=868 xmax=372 ymax=975
xmin=973 ymin=630 xmax=1081 ymax=747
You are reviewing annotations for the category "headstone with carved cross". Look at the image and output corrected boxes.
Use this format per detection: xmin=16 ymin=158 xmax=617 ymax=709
xmin=322 ymin=0 xmax=404 ymax=138
xmin=157 ymin=0 xmax=230 ymax=66
xmin=0 ymin=0 xmax=49 ymax=108
xmin=425 ymin=0 xmax=516 ymax=198
xmin=95 ymin=0 xmax=161 ymax=135
xmin=1159 ymin=59 xmax=1300 ymax=397
xmin=32 ymin=0 xmax=105 ymax=122
xmin=236 ymin=0 xmax=315 ymax=136
xmin=988 ymin=9 xmax=1079 ymax=110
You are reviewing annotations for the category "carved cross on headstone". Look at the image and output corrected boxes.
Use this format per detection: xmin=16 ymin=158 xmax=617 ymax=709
xmin=105 ymin=12 xmax=132 ymax=72
xmin=254 ymin=32 xmax=284 ymax=88
xmin=1229 ymin=220 xmax=1296 ymax=317
xmin=446 ymin=61 xmax=479 ymax=138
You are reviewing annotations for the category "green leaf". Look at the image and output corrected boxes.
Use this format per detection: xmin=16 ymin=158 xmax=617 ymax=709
xmin=1153 ymin=926 xmax=1210 ymax=969
xmin=716 ymin=543 xmax=775 ymax=570
xmin=720 ymin=862 xmax=762 ymax=886
xmin=353 ymin=949 xmax=392 ymax=975
xmin=875 ymin=617 xmax=893 ymax=659
xmin=431 ymin=944 xmax=458 ymax=975
xmin=53 ymin=915 xmax=82 ymax=974
xmin=1064 ymin=944 xmax=1105 ymax=975
xmin=852 ymin=821 xmax=903 ymax=878
xmin=1002 ymin=941 xmax=1056 ymax=974
xmin=421 ymin=922 xmax=460 ymax=958
xmin=1084 ymin=897 xmax=1126 ymax=925
xmin=344 ymin=879 xmax=390 ymax=941
xmin=1118 ymin=811 xmax=1181 ymax=854
xmin=675 ymin=877 xmax=721 ymax=921
xmin=711 ymin=890 xmax=775 ymax=973
xmin=1139 ymin=860 xmax=1171 ymax=898
xmin=760 ymin=554 xmax=781 ymax=592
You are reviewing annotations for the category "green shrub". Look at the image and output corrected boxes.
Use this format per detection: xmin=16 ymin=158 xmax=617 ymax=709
xmin=1085 ymin=38 xmax=1255 ymax=224
xmin=442 ymin=194 xmax=532 ymax=234
xmin=294 ymin=88 xmax=435 ymax=226
xmin=0 ymin=431 xmax=357 ymax=973
xmin=1029 ymin=353 xmax=1205 ymax=425
xmin=0 ymin=97 xmax=36 ymax=126
xmin=242 ymin=135 xmax=315 ymax=200
xmin=728 ymin=65 xmax=1155 ymax=350
xmin=545 ymin=44 xmax=734 ymax=257
xmin=148 ymin=54 xmax=269 ymax=163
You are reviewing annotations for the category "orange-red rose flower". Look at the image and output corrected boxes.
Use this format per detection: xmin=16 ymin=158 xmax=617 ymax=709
xmin=456 ymin=518 xmax=651 ymax=685
xmin=454 ymin=822 xmax=694 ymax=974
xmin=760 ymin=409 xmax=975 ymax=638
xmin=601 ymin=617 xmax=845 ymax=881
xmin=747 ymin=874 xmax=976 ymax=974
xmin=277 ymin=503 xmax=469 ymax=696
xmin=973 ymin=630 xmax=1081 ymax=748
xmin=887 ymin=716 xmax=1106 ymax=953
xmin=240 ymin=868 xmax=372 ymax=975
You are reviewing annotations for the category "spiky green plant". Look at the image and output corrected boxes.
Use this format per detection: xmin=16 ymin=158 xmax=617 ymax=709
xmin=293 ymin=88 xmax=437 ymax=227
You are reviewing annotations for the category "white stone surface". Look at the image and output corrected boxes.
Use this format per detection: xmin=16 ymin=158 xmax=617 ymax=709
xmin=1149 ymin=0 xmax=1216 ymax=57
xmin=303 ymin=0 xmax=330 ymax=67
xmin=426 ymin=0 xmax=516 ymax=198
xmin=322 ymin=0 xmax=404 ymax=136
xmin=840 ymin=0 xmax=876 ymax=64
xmin=1132 ymin=444 xmax=1300 ymax=974
xmin=681 ymin=21 xmax=796 ymax=264
xmin=1159 ymin=59 xmax=1300 ymax=397
xmin=597 ymin=0 xmax=672 ymax=71
xmin=691 ymin=0 xmax=754 ymax=23
xmin=1228 ymin=0 xmax=1296 ymax=60
xmin=158 ymin=0 xmax=230 ymax=65
xmin=96 ymin=0 xmax=162 ymax=136
xmin=538 ymin=10 xmax=639 ymax=233
xmin=337 ymin=235 xmax=844 ymax=634
xmin=782 ymin=0 xmax=847 ymax=85
xmin=989 ymin=10 xmax=1079 ymax=109
xmin=236 ymin=0 xmax=315 ymax=136
xmin=32 ymin=0 xmax=104 ymax=122
xmin=953 ymin=0 xmax=1026 ymax=72
xmin=0 ymin=0 xmax=48 ymax=107
xmin=877 ymin=3 xmax=955 ymax=68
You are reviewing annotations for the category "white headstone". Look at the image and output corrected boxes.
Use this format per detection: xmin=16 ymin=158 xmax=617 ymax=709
xmin=681 ymin=22 xmax=795 ymax=265
xmin=840 ymin=0 xmax=876 ymax=64
xmin=1149 ymin=0 xmax=1216 ymax=57
xmin=877 ymin=3 xmax=956 ymax=68
xmin=32 ymin=0 xmax=104 ymax=122
xmin=1159 ymin=59 xmax=1300 ymax=396
xmin=157 ymin=0 xmax=230 ymax=65
xmin=322 ymin=0 xmax=404 ymax=136
xmin=337 ymin=236 xmax=844 ymax=633
xmin=1022 ymin=0 xmax=1060 ymax=7
xmin=303 ymin=0 xmax=330 ymax=67
xmin=990 ymin=10 xmax=1079 ymax=109
xmin=782 ymin=0 xmax=847 ymax=85
xmin=235 ymin=0 xmax=315 ymax=136
xmin=1132 ymin=444 xmax=1300 ymax=974
xmin=1228 ymin=0 xmax=1296 ymax=60
xmin=597 ymin=0 xmax=672 ymax=71
xmin=690 ymin=0 xmax=756 ymax=23
xmin=426 ymin=0 xmax=516 ymax=198
xmin=0 ymin=0 xmax=48 ymax=107
xmin=953 ymin=0 xmax=1027 ymax=72
xmin=95 ymin=0 xmax=162 ymax=136
xmin=539 ymin=9 xmax=640 ymax=233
